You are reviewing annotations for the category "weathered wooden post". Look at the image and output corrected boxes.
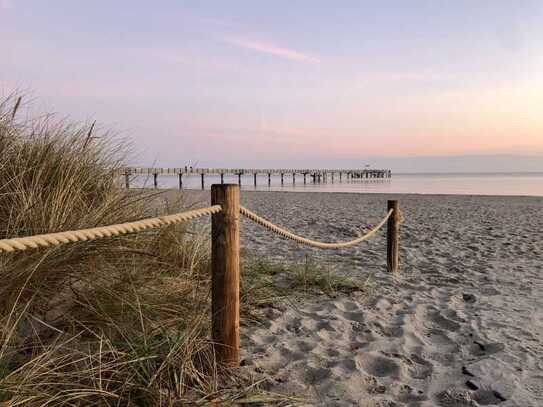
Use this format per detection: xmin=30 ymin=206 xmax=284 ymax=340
xmin=387 ymin=200 xmax=400 ymax=274
xmin=153 ymin=173 xmax=158 ymax=189
xmin=211 ymin=184 xmax=240 ymax=367
xmin=304 ymin=173 xmax=307 ymax=184
xmin=201 ymin=173 xmax=205 ymax=190
xmin=221 ymin=173 xmax=224 ymax=184
xmin=238 ymin=173 xmax=242 ymax=187
xmin=254 ymin=173 xmax=257 ymax=187
xmin=281 ymin=173 xmax=284 ymax=186
xmin=268 ymin=173 xmax=271 ymax=187
xmin=331 ymin=172 xmax=334 ymax=183
xmin=293 ymin=173 xmax=296 ymax=185
xmin=340 ymin=172 xmax=342 ymax=181
xmin=178 ymin=173 xmax=183 ymax=189
xmin=125 ymin=172 xmax=130 ymax=189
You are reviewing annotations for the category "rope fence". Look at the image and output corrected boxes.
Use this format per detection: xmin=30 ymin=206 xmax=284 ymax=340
xmin=0 ymin=205 xmax=222 ymax=253
xmin=240 ymin=206 xmax=393 ymax=249
xmin=0 ymin=184 xmax=401 ymax=368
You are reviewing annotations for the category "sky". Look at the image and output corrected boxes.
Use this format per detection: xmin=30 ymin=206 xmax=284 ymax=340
xmin=1 ymin=1 xmax=542 ymax=171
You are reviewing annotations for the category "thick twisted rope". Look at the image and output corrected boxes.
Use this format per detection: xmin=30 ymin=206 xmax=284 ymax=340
xmin=0 ymin=205 xmax=222 ymax=253
xmin=240 ymin=206 xmax=393 ymax=249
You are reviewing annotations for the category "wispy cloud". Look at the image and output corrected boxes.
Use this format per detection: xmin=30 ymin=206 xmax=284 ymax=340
xmin=225 ymin=38 xmax=320 ymax=64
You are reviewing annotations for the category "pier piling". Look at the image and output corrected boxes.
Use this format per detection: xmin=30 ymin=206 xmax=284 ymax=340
xmin=118 ymin=167 xmax=392 ymax=189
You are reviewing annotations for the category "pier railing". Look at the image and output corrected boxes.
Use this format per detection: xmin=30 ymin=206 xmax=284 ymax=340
xmin=0 ymin=185 xmax=401 ymax=367
xmin=119 ymin=167 xmax=392 ymax=189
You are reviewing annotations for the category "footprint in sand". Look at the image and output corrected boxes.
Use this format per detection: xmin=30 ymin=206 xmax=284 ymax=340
xmin=471 ymin=388 xmax=507 ymax=405
xmin=407 ymin=353 xmax=434 ymax=379
xmin=468 ymin=340 xmax=505 ymax=358
xmin=278 ymin=346 xmax=305 ymax=362
xmin=303 ymin=366 xmax=332 ymax=385
xmin=295 ymin=340 xmax=315 ymax=353
xmin=356 ymin=352 xmax=400 ymax=378
xmin=428 ymin=311 xmax=461 ymax=331
xmin=416 ymin=305 xmax=461 ymax=332
xmin=422 ymin=328 xmax=460 ymax=353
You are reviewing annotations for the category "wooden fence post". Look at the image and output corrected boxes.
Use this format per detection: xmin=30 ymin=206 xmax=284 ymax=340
xmin=153 ymin=173 xmax=158 ymax=189
xmin=125 ymin=172 xmax=130 ymax=189
xmin=387 ymin=200 xmax=400 ymax=274
xmin=211 ymin=184 xmax=240 ymax=367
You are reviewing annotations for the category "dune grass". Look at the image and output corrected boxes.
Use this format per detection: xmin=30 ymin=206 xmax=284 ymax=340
xmin=0 ymin=94 xmax=257 ymax=405
xmin=0 ymin=94 xmax=369 ymax=406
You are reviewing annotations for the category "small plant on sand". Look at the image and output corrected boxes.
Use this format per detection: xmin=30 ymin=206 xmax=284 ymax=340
xmin=241 ymin=256 xmax=365 ymax=305
xmin=287 ymin=256 xmax=363 ymax=296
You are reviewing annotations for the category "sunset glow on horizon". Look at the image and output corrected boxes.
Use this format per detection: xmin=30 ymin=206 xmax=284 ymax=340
xmin=1 ymin=1 xmax=542 ymax=171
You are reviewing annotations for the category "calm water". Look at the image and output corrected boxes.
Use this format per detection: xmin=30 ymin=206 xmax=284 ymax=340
xmin=132 ymin=172 xmax=543 ymax=197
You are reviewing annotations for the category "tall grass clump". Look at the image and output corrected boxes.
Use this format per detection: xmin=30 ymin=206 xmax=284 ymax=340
xmin=0 ymin=94 xmax=254 ymax=405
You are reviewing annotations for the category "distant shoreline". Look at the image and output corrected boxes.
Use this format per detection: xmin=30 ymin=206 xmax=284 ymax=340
xmin=155 ymin=187 xmax=543 ymax=199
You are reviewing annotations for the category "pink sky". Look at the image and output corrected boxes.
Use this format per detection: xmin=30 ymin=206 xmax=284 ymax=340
xmin=1 ymin=1 xmax=543 ymax=171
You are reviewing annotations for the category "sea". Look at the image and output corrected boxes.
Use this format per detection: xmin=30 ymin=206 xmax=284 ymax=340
xmin=132 ymin=172 xmax=543 ymax=197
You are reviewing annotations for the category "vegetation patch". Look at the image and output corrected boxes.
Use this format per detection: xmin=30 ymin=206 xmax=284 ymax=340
xmin=0 ymin=95 xmax=370 ymax=406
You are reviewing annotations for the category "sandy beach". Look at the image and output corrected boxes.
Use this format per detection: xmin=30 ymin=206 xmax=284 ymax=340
xmin=181 ymin=190 xmax=543 ymax=406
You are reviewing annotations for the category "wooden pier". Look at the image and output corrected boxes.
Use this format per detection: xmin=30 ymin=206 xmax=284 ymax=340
xmin=121 ymin=167 xmax=392 ymax=189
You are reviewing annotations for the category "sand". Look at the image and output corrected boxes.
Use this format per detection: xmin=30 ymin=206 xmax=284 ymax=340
xmin=182 ymin=190 xmax=543 ymax=406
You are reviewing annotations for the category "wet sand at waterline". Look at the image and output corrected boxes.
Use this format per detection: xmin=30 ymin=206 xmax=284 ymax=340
xmin=178 ymin=190 xmax=543 ymax=406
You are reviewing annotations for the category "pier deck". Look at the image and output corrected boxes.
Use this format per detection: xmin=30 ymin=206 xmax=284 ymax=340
xmin=120 ymin=167 xmax=392 ymax=189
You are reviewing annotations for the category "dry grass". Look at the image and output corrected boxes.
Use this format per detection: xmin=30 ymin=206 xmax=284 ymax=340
xmin=0 ymin=94 xmax=276 ymax=406
xmin=0 ymin=94 xmax=362 ymax=406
